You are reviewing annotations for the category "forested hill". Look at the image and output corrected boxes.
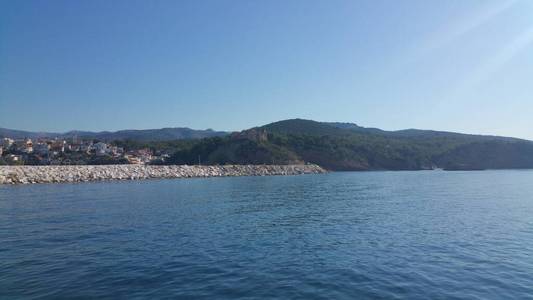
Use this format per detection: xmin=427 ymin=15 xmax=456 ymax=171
xmin=167 ymin=119 xmax=533 ymax=171
xmin=0 ymin=127 xmax=228 ymax=141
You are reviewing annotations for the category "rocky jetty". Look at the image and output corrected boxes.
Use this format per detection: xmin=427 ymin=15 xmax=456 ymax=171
xmin=0 ymin=164 xmax=326 ymax=185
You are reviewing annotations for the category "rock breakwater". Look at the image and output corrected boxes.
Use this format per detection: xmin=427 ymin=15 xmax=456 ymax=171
xmin=0 ymin=164 xmax=326 ymax=185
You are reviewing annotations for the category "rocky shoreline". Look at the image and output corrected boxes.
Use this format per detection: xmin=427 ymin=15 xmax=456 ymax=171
xmin=0 ymin=164 xmax=326 ymax=185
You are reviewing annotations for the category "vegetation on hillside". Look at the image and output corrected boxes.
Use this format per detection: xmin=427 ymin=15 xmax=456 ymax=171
xmin=163 ymin=119 xmax=533 ymax=171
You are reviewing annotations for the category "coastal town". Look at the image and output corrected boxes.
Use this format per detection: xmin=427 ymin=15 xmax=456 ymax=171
xmin=0 ymin=137 xmax=169 ymax=165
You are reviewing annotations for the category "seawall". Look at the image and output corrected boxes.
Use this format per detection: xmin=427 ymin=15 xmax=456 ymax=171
xmin=0 ymin=164 xmax=327 ymax=185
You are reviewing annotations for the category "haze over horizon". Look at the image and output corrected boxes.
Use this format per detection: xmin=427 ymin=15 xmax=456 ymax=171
xmin=2 ymin=0 xmax=533 ymax=139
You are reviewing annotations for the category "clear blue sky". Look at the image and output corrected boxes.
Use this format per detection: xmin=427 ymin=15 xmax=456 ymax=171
xmin=1 ymin=0 xmax=533 ymax=139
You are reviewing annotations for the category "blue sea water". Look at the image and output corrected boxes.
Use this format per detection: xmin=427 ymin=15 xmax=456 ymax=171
xmin=1 ymin=171 xmax=533 ymax=299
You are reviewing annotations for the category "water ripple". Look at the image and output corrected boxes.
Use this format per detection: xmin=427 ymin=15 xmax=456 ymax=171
xmin=1 ymin=171 xmax=533 ymax=299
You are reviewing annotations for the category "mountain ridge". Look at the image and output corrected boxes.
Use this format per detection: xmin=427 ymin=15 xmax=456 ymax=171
xmin=2 ymin=119 xmax=530 ymax=143
xmin=0 ymin=127 xmax=229 ymax=141
xmin=166 ymin=119 xmax=533 ymax=171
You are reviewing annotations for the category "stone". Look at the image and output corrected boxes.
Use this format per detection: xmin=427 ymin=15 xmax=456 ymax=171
xmin=0 ymin=164 xmax=327 ymax=185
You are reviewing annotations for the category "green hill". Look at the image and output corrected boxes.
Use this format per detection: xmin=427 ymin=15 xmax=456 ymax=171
xmin=166 ymin=119 xmax=533 ymax=171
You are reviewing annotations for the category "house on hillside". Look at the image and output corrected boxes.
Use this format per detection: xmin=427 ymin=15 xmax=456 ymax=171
xmin=50 ymin=140 xmax=66 ymax=153
xmin=6 ymin=154 xmax=21 ymax=163
xmin=15 ymin=139 xmax=33 ymax=153
xmin=124 ymin=148 xmax=153 ymax=164
xmin=80 ymin=142 xmax=93 ymax=153
xmin=2 ymin=138 xmax=14 ymax=149
xmin=93 ymin=142 xmax=107 ymax=156
xmin=107 ymin=146 xmax=124 ymax=156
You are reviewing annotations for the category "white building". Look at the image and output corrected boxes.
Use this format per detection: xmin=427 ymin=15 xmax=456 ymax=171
xmin=16 ymin=139 xmax=33 ymax=153
xmin=93 ymin=142 xmax=107 ymax=156
xmin=80 ymin=142 xmax=93 ymax=153
xmin=2 ymin=138 xmax=14 ymax=149
xmin=6 ymin=154 xmax=21 ymax=162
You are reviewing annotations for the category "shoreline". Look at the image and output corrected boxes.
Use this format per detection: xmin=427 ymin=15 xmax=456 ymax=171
xmin=0 ymin=164 xmax=327 ymax=185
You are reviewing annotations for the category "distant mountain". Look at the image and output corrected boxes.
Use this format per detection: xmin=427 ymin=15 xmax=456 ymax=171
xmin=0 ymin=127 xmax=229 ymax=141
xmin=0 ymin=128 xmax=61 ymax=140
xmin=64 ymin=128 xmax=229 ymax=141
xmin=167 ymin=119 xmax=533 ymax=171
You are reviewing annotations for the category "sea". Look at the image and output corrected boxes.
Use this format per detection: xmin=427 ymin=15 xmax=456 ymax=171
xmin=1 ymin=171 xmax=532 ymax=299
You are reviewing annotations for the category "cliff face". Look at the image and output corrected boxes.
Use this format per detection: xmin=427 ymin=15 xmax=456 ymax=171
xmin=0 ymin=164 xmax=326 ymax=185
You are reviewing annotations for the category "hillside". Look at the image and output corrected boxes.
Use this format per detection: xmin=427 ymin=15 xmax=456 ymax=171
xmin=166 ymin=119 xmax=533 ymax=171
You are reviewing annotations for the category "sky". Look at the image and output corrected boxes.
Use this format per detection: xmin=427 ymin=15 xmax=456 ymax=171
xmin=1 ymin=0 xmax=533 ymax=139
